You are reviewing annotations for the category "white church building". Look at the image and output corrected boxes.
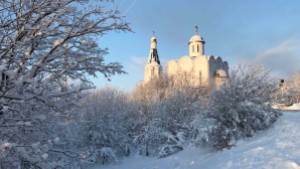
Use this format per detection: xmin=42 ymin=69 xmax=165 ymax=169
xmin=144 ymin=27 xmax=229 ymax=88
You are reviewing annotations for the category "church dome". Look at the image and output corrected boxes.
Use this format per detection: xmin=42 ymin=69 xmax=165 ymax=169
xmin=151 ymin=35 xmax=156 ymax=41
xmin=189 ymin=34 xmax=204 ymax=43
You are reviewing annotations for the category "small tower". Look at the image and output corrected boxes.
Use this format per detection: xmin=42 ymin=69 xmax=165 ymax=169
xmin=188 ymin=25 xmax=205 ymax=57
xmin=144 ymin=32 xmax=162 ymax=83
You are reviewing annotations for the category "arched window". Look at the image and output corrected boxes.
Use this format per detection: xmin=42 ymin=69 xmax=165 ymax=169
xmin=199 ymin=71 xmax=202 ymax=85
xmin=197 ymin=44 xmax=200 ymax=52
xmin=192 ymin=45 xmax=195 ymax=53
xmin=151 ymin=67 xmax=154 ymax=77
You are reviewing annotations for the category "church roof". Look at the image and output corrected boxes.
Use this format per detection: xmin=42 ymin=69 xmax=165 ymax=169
xmin=189 ymin=34 xmax=204 ymax=42
xmin=189 ymin=25 xmax=205 ymax=43
xmin=148 ymin=32 xmax=160 ymax=65
xmin=148 ymin=48 xmax=160 ymax=64
xmin=151 ymin=35 xmax=156 ymax=41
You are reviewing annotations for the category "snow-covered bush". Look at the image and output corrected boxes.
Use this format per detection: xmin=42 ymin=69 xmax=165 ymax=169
xmin=131 ymin=74 xmax=211 ymax=106
xmin=131 ymin=78 xmax=207 ymax=157
xmin=86 ymin=147 xmax=119 ymax=165
xmin=129 ymin=73 xmax=209 ymax=157
xmin=0 ymin=138 xmax=64 ymax=169
xmin=281 ymin=72 xmax=300 ymax=104
xmin=133 ymin=117 xmax=185 ymax=158
xmin=160 ymin=92 xmax=204 ymax=135
xmin=75 ymin=88 xmax=131 ymax=164
xmin=133 ymin=119 xmax=169 ymax=156
xmin=158 ymin=145 xmax=183 ymax=159
xmin=192 ymin=66 xmax=282 ymax=150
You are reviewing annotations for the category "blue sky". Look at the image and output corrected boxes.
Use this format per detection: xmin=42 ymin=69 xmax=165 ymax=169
xmin=91 ymin=0 xmax=300 ymax=91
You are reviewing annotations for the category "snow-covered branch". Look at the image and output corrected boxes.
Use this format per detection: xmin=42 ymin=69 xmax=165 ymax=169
xmin=0 ymin=0 xmax=130 ymax=168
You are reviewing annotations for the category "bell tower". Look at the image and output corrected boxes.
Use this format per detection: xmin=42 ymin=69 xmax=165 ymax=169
xmin=144 ymin=32 xmax=162 ymax=83
xmin=188 ymin=25 xmax=205 ymax=57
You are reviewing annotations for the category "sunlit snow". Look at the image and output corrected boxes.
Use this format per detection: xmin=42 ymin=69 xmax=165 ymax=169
xmin=89 ymin=111 xmax=300 ymax=169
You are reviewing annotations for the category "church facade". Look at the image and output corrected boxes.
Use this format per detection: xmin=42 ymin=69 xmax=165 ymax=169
xmin=144 ymin=27 xmax=229 ymax=88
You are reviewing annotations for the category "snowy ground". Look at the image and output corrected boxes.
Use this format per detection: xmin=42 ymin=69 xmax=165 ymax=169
xmin=280 ymin=103 xmax=300 ymax=111
xmin=89 ymin=111 xmax=300 ymax=169
xmin=273 ymin=103 xmax=300 ymax=111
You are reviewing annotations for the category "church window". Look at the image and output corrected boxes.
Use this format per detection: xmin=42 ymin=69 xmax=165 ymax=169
xmin=151 ymin=67 xmax=154 ymax=77
xmin=197 ymin=44 xmax=200 ymax=52
xmin=199 ymin=71 xmax=202 ymax=85
xmin=192 ymin=45 xmax=195 ymax=53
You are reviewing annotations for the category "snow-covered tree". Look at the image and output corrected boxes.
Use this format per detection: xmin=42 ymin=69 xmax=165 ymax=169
xmin=0 ymin=0 xmax=130 ymax=168
xmin=75 ymin=88 xmax=131 ymax=164
xmin=133 ymin=118 xmax=168 ymax=157
xmin=131 ymin=73 xmax=211 ymax=106
xmin=192 ymin=65 xmax=282 ymax=150
xmin=130 ymin=76 xmax=208 ymax=157
xmin=284 ymin=72 xmax=300 ymax=104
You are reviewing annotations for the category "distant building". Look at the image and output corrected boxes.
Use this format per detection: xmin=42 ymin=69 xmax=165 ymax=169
xmin=144 ymin=26 xmax=229 ymax=88
xmin=144 ymin=34 xmax=163 ymax=83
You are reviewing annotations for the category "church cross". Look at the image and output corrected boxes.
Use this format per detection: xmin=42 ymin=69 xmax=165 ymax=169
xmin=152 ymin=30 xmax=155 ymax=36
xmin=195 ymin=25 xmax=199 ymax=35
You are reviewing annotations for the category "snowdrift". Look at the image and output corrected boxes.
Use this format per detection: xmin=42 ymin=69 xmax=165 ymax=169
xmin=89 ymin=111 xmax=300 ymax=169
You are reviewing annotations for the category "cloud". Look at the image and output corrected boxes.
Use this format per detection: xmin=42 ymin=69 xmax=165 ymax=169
xmin=128 ymin=56 xmax=147 ymax=72
xmin=132 ymin=56 xmax=147 ymax=65
xmin=252 ymin=37 xmax=300 ymax=78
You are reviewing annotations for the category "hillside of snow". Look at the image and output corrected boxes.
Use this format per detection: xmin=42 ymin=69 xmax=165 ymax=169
xmin=89 ymin=111 xmax=300 ymax=169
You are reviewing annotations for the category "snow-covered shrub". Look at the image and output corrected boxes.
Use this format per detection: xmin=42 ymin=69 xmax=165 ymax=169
xmin=192 ymin=66 xmax=282 ymax=150
xmin=0 ymin=139 xmax=64 ymax=169
xmin=160 ymin=92 xmax=204 ymax=135
xmin=130 ymin=75 xmax=209 ymax=157
xmin=86 ymin=147 xmax=119 ymax=165
xmin=158 ymin=145 xmax=183 ymax=159
xmin=133 ymin=118 xmax=184 ymax=158
xmin=130 ymin=75 xmax=170 ymax=106
xmin=134 ymin=119 xmax=168 ymax=156
xmin=131 ymin=88 xmax=206 ymax=157
xmin=76 ymin=88 xmax=131 ymax=164
xmin=280 ymin=72 xmax=300 ymax=105
xmin=131 ymin=74 xmax=211 ymax=106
